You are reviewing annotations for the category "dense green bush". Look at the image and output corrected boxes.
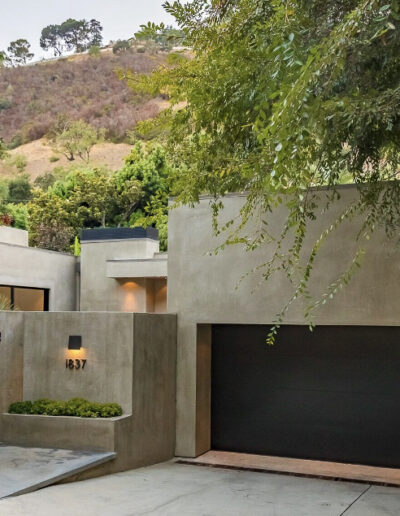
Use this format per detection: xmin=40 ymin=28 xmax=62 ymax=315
xmin=9 ymin=397 xmax=122 ymax=418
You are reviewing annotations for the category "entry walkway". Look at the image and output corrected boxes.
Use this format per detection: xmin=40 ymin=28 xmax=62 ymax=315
xmin=0 ymin=461 xmax=399 ymax=515
xmin=0 ymin=443 xmax=115 ymax=498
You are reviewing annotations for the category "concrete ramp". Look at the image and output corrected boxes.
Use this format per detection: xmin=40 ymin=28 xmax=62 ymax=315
xmin=0 ymin=443 xmax=115 ymax=498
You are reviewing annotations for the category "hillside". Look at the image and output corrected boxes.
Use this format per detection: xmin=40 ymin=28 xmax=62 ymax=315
xmin=0 ymin=50 xmax=166 ymax=147
xmin=0 ymin=139 xmax=134 ymax=179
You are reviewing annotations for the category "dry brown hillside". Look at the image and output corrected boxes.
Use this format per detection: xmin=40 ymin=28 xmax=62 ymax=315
xmin=0 ymin=139 xmax=134 ymax=179
xmin=0 ymin=51 xmax=166 ymax=146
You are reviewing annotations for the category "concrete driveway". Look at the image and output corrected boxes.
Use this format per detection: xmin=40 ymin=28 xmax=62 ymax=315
xmin=0 ymin=461 xmax=399 ymax=515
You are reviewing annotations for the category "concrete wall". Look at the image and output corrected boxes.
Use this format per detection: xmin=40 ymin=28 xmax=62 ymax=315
xmin=80 ymin=239 xmax=160 ymax=312
xmin=167 ymin=186 xmax=400 ymax=457
xmin=23 ymin=312 xmax=135 ymax=413
xmin=0 ymin=312 xmax=24 ymax=416
xmin=0 ymin=243 xmax=76 ymax=311
xmin=0 ymin=227 xmax=28 ymax=247
xmin=0 ymin=311 xmax=177 ymax=477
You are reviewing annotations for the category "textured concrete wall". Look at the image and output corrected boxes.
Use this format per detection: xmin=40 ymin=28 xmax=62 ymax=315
xmin=0 ymin=227 xmax=28 ymax=247
xmin=0 ymin=311 xmax=177 ymax=477
xmin=0 ymin=243 xmax=76 ymax=311
xmin=80 ymin=239 xmax=159 ymax=312
xmin=0 ymin=312 xmax=24 ymax=415
xmin=167 ymin=186 xmax=400 ymax=457
xmin=23 ymin=312 xmax=135 ymax=413
xmin=1 ymin=413 xmax=127 ymax=452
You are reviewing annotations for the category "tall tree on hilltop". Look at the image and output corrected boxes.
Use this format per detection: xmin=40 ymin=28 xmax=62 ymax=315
xmin=40 ymin=18 xmax=103 ymax=55
xmin=7 ymin=39 xmax=34 ymax=66
xmin=40 ymin=25 xmax=64 ymax=56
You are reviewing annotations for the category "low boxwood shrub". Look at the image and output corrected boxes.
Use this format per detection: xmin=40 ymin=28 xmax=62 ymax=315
xmin=8 ymin=397 xmax=122 ymax=418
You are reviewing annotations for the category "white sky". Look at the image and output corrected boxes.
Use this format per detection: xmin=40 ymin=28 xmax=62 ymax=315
xmin=0 ymin=0 xmax=175 ymax=60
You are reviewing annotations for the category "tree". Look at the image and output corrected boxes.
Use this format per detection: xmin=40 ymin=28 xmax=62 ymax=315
xmin=116 ymin=143 xmax=173 ymax=249
xmin=51 ymin=120 xmax=104 ymax=162
xmin=40 ymin=18 xmax=103 ymax=55
xmin=40 ymin=25 xmax=64 ymax=56
xmin=126 ymin=0 xmax=400 ymax=340
xmin=8 ymin=174 xmax=31 ymax=203
xmin=112 ymin=40 xmax=132 ymax=54
xmin=88 ymin=45 xmax=101 ymax=57
xmin=135 ymin=23 xmax=184 ymax=51
xmin=60 ymin=18 xmax=103 ymax=53
xmin=7 ymin=39 xmax=34 ymax=66
xmin=28 ymin=166 xmax=142 ymax=251
xmin=0 ymin=51 xmax=9 ymax=67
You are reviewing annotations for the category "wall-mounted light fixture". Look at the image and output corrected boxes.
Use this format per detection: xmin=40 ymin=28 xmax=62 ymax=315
xmin=68 ymin=335 xmax=82 ymax=350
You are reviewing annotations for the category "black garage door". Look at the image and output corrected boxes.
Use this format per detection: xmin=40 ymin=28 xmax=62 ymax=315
xmin=211 ymin=324 xmax=400 ymax=468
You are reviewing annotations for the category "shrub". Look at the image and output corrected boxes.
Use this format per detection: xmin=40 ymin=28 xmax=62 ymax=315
xmin=49 ymin=155 xmax=60 ymax=163
xmin=112 ymin=40 xmax=131 ymax=54
xmin=0 ymin=98 xmax=12 ymax=111
xmin=8 ymin=397 xmax=123 ymax=418
xmin=8 ymin=401 xmax=32 ymax=413
xmin=88 ymin=45 xmax=101 ymax=57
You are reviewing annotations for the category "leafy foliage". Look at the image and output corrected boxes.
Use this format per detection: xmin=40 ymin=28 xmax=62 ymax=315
xmin=40 ymin=18 xmax=103 ymax=55
xmin=50 ymin=120 xmax=105 ymax=162
xmin=9 ymin=397 xmax=123 ymax=418
xmin=127 ymin=0 xmax=400 ymax=340
xmin=26 ymin=144 xmax=172 ymax=252
xmin=113 ymin=40 xmax=132 ymax=54
xmin=8 ymin=174 xmax=31 ymax=203
xmin=7 ymin=39 xmax=34 ymax=66
xmin=135 ymin=23 xmax=185 ymax=51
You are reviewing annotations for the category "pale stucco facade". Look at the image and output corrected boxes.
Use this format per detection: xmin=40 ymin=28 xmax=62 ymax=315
xmin=167 ymin=186 xmax=400 ymax=457
xmin=0 ymin=227 xmax=167 ymax=314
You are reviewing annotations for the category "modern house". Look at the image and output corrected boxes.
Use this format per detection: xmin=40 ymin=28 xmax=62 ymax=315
xmin=0 ymin=225 xmax=167 ymax=313
xmin=1 ymin=183 xmax=400 ymax=484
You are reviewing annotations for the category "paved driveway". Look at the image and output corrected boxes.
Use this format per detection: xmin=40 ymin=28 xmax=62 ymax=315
xmin=0 ymin=461 xmax=399 ymax=515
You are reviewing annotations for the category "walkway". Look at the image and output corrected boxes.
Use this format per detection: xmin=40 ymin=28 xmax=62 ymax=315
xmin=0 ymin=461 xmax=399 ymax=515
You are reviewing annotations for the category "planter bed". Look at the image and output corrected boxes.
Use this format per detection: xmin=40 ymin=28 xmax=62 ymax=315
xmin=1 ymin=413 xmax=132 ymax=452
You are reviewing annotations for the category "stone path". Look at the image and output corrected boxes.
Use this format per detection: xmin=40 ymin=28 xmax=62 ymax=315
xmin=0 ymin=443 xmax=115 ymax=499
xmin=0 ymin=461 xmax=399 ymax=515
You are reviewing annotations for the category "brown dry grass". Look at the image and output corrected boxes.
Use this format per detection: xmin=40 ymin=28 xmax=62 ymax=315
xmin=0 ymin=138 xmax=135 ymax=179
xmin=0 ymin=51 xmax=166 ymax=145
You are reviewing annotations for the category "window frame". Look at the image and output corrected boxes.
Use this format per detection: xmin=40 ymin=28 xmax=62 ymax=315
xmin=0 ymin=284 xmax=49 ymax=311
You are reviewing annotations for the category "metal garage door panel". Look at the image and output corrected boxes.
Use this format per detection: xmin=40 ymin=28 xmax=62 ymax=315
xmin=211 ymin=325 xmax=400 ymax=468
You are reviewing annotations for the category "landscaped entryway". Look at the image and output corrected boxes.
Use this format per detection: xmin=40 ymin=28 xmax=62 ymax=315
xmin=0 ymin=461 xmax=399 ymax=515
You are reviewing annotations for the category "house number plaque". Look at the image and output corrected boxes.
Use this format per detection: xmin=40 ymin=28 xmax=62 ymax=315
xmin=65 ymin=359 xmax=87 ymax=370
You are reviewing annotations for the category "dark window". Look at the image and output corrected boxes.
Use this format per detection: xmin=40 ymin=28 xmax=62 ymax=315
xmin=0 ymin=285 xmax=49 ymax=311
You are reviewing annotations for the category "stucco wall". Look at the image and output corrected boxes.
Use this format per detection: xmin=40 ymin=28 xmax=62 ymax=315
xmin=23 ymin=312 xmax=135 ymax=413
xmin=0 ymin=312 xmax=24 ymax=416
xmin=0 ymin=311 xmax=177 ymax=476
xmin=0 ymin=243 xmax=76 ymax=311
xmin=80 ymin=239 xmax=159 ymax=312
xmin=167 ymin=186 xmax=400 ymax=457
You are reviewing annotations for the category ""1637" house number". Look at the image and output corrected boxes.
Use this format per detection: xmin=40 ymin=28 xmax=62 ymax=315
xmin=65 ymin=359 xmax=87 ymax=370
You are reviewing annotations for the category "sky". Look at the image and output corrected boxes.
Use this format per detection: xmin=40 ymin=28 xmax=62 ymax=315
xmin=0 ymin=0 xmax=175 ymax=60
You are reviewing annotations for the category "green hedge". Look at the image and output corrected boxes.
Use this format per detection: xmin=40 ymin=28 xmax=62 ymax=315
xmin=8 ymin=398 xmax=123 ymax=418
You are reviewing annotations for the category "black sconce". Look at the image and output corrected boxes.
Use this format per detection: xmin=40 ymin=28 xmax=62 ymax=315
xmin=68 ymin=335 xmax=82 ymax=350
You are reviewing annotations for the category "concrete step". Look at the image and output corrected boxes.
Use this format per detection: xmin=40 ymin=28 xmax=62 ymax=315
xmin=0 ymin=443 xmax=115 ymax=498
